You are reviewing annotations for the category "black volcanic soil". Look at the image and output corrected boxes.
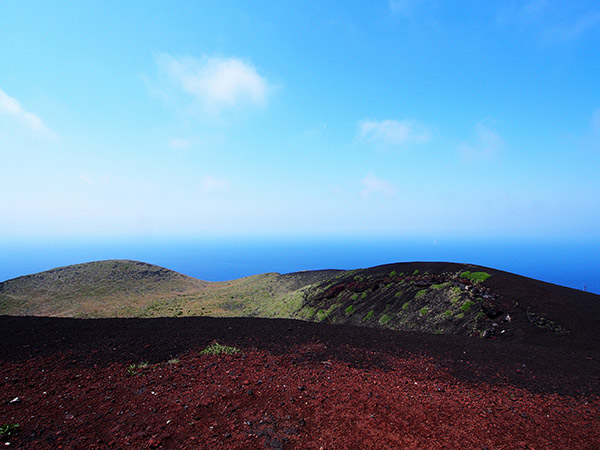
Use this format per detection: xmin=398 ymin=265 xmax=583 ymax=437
xmin=1 ymin=315 xmax=599 ymax=449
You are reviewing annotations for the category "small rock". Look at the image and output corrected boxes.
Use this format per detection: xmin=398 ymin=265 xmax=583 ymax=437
xmin=9 ymin=397 xmax=20 ymax=404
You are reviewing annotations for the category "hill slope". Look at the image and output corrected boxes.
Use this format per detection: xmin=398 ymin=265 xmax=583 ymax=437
xmin=1 ymin=260 xmax=599 ymax=348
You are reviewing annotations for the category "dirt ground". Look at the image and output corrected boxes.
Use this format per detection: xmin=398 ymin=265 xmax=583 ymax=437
xmin=1 ymin=316 xmax=599 ymax=449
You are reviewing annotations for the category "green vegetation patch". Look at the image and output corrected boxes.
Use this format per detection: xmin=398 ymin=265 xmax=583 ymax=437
xmin=443 ymin=310 xmax=452 ymax=317
xmin=412 ymin=270 xmax=419 ymax=276
xmin=394 ymin=292 xmax=403 ymax=298
xmin=402 ymin=301 xmax=410 ymax=310
xmin=363 ymin=310 xmax=375 ymax=322
xmin=415 ymin=289 xmax=427 ymax=299
xmin=200 ymin=342 xmax=241 ymax=356
xmin=379 ymin=314 xmax=392 ymax=325
xmin=459 ymin=271 xmax=491 ymax=284
xmin=360 ymin=292 xmax=367 ymax=299
xmin=419 ymin=307 xmax=429 ymax=315
xmin=461 ymin=300 xmax=475 ymax=312
xmin=345 ymin=305 xmax=355 ymax=315
xmin=389 ymin=270 xmax=397 ymax=277
xmin=352 ymin=293 xmax=359 ymax=300
xmin=456 ymin=312 xmax=465 ymax=319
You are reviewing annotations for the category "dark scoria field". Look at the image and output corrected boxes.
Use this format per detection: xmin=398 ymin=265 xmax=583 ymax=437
xmin=1 ymin=315 xmax=599 ymax=449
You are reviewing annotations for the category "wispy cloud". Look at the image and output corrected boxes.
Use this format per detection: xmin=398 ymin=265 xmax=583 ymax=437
xmin=155 ymin=54 xmax=272 ymax=115
xmin=360 ymin=173 xmax=397 ymax=198
xmin=0 ymin=87 xmax=50 ymax=134
xmin=459 ymin=123 xmax=504 ymax=160
xmin=200 ymin=175 xmax=230 ymax=193
xmin=358 ymin=119 xmax=431 ymax=146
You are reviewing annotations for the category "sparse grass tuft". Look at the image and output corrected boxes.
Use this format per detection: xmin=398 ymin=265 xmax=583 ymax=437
xmin=127 ymin=361 xmax=150 ymax=376
xmin=0 ymin=423 xmax=20 ymax=437
xmin=200 ymin=342 xmax=241 ymax=356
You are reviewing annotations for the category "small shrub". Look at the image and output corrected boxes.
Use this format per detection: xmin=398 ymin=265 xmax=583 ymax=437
xmin=395 ymin=292 xmax=402 ymax=298
xmin=345 ymin=305 xmax=355 ymax=315
xmin=361 ymin=292 xmax=367 ymax=299
xmin=200 ymin=342 xmax=241 ymax=355
xmin=461 ymin=300 xmax=475 ymax=312
xmin=353 ymin=275 xmax=360 ymax=281
xmin=389 ymin=270 xmax=397 ymax=277
xmin=412 ymin=270 xmax=419 ymax=276
xmin=415 ymin=289 xmax=427 ymax=299
xmin=351 ymin=293 xmax=359 ymax=300
xmin=316 ymin=309 xmax=328 ymax=321
xmin=456 ymin=312 xmax=465 ymax=319
xmin=402 ymin=301 xmax=410 ymax=310
xmin=379 ymin=314 xmax=392 ymax=325
xmin=363 ymin=310 xmax=374 ymax=322
xmin=399 ymin=272 xmax=405 ymax=277
xmin=419 ymin=307 xmax=429 ymax=315
xmin=443 ymin=310 xmax=452 ymax=317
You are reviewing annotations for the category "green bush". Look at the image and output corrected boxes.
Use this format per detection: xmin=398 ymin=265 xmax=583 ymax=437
xmin=402 ymin=301 xmax=410 ymax=310
xmin=345 ymin=305 xmax=355 ymax=315
xmin=363 ymin=310 xmax=374 ymax=322
xmin=389 ymin=270 xmax=397 ymax=277
xmin=361 ymin=292 xmax=367 ymax=299
xmin=456 ymin=312 xmax=465 ymax=319
xmin=351 ymin=293 xmax=359 ymax=300
xmin=419 ymin=307 xmax=429 ymax=315
xmin=443 ymin=310 xmax=452 ymax=317
xmin=200 ymin=342 xmax=241 ymax=355
xmin=412 ymin=270 xmax=419 ymax=276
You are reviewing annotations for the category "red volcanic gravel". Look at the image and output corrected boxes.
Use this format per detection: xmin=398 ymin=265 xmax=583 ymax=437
xmin=1 ymin=316 xmax=599 ymax=449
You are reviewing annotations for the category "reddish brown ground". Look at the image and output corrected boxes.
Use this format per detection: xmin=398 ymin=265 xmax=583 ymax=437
xmin=1 ymin=316 xmax=599 ymax=449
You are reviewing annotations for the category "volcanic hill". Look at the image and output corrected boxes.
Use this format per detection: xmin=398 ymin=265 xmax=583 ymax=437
xmin=1 ymin=259 xmax=599 ymax=349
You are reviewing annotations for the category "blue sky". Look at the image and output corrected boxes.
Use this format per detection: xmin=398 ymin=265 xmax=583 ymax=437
xmin=1 ymin=0 xmax=599 ymax=240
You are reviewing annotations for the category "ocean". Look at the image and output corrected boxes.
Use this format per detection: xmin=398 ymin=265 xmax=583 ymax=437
xmin=1 ymin=237 xmax=599 ymax=295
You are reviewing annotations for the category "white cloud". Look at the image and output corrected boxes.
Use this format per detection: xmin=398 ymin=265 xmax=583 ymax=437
xmin=155 ymin=54 xmax=271 ymax=114
xmin=200 ymin=175 xmax=230 ymax=193
xmin=360 ymin=173 xmax=397 ymax=198
xmin=358 ymin=119 xmax=431 ymax=146
xmin=459 ymin=123 xmax=504 ymax=160
xmin=0 ymin=87 xmax=49 ymax=134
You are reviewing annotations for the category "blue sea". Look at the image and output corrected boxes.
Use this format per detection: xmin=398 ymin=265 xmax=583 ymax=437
xmin=0 ymin=237 xmax=599 ymax=295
